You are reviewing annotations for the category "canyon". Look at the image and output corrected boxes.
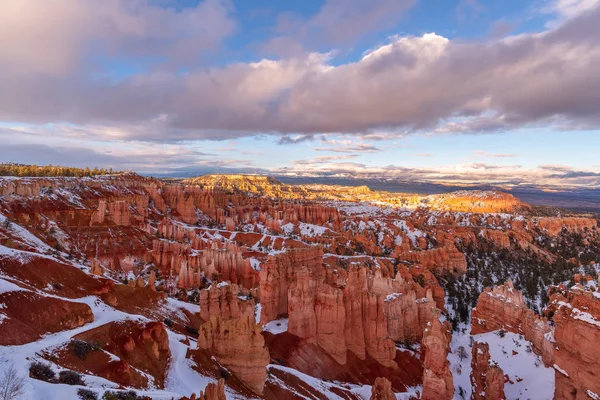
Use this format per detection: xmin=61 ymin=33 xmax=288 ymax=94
xmin=0 ymin=172 xmax=598 ymax=399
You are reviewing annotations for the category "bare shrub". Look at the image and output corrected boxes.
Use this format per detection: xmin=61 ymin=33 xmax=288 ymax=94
xmin=0 ymin=364 xmax=25 ymax=400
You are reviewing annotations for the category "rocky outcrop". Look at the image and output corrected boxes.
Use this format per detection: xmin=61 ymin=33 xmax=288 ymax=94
xmin=535 ymin=217 xmax=597 ymax=236
xmin=152 ymin=238 xmax=259 ymax=290
xmin=471 ymin=281 xmax=555 ymax=366
xmin=0 ymin=291 xmax=94 ymax=345
xmin=362 ymin=292 xmax=398 ymax=369
xmin=471 ymin=281 xmax=528 ymax=335
xmin=197 ymin=315 xmax=269 ymax=395
xmin=548 ymin=288 xmax=600 ymax=400
xmin=421 ymin=315 xmax=454 ymax=400
xmin=425 ymin=190 xmax=527 ymax=213
xmin=288 ymin=266 xmax=318 ymax=339
xmin=259 ymin=247 xmax=323 ymax=324
xmin=315 ymin=282 xmax=347 ymax=365
xmin=199 ymin=282 xmax=255 ymax=322
xmin=370 ymin=377 xmax=395 ymax=400
xmin=264 ymin=252 xmax=439 ymax=369
xmin=395 ymin=245 xmax=467 ymax=274
xmin=180 ymin=379 xmax=226 ymax=400
xmin=90 ymin=200 xmax=135 ymax=226
xmin=63 ymin=320 xmax=171 ymax=388
xmin=470 ymin=342 xmax=506 ymax=400
xmin=161 ymin=186 xmax=197 ymax=224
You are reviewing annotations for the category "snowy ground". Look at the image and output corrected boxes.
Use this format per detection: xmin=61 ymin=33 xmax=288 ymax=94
xmin=474 ymin=331 xmax=554 ymax=400
xmin=262 ymin=318 xmax=289 ymax=335
xmin=267 ymin=364 xmax=422 ymax=400
xmin=447 ymin=324 xmax=555 ymax=400
xmin=447 ymin=324 xmax=473 ymax=399
xmin=0 ymin=286 xmax=230 ymax=400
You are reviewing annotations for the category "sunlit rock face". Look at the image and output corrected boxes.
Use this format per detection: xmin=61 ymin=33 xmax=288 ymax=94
xmin=421 ymin=313 xmax=454 ymax=400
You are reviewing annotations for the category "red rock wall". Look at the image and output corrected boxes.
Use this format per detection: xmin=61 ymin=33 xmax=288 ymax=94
xmin=470 ymin=342 xmax=506 ymax=400
xmin=471 ymin=281 xmax=555 ymax=366
xmin=549 ymin=289 xmax=600 ymax=400
xmin=197 ymin=315 xmax=270 ymax=395
xmin=421 ymin=315 xmax=454 ymax=400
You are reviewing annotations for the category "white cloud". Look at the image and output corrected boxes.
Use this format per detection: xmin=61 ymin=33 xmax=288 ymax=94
xmin=0 ymin=0 xmax=600 ymax=143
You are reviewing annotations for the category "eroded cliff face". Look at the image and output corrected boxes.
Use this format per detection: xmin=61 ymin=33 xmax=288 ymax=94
xmin=471 ymin=281 xmax=555 ymax=366
xmin=3 ymin=173 xmax=599 ymax=399
xmin=470 ymin=281 xmax=600 ymax=400
xmin=370 ymin=377 xmax=396 ymax=400
xmin=548 ymin=287 xmax=600 ymax=400
xmin=188 ymin=379 xmax=227 ymax=400
xmin=470 ymin=342 xmax=506 ymax=400
xmin=197 ymin=315 xmax=270 ymax=395
xmin=261 ymin=251 xmax=438 ymax=370
xmin=0 ymin=291 xmax=94 ymax=346
xmin=421 ymin=315 xmax=454 ymax=400
xmin=535 ymin=217 xmax=597 ymax=236
xmin=471 ymin=281 xmax=528 ymax=335
xmin=199 ymin=282 xmax=255 ymax=322
xmin=259 ymin=247 xmax=324 ymax=324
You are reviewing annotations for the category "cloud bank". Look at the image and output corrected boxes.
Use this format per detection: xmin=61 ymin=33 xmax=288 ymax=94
xmin=0 ymin=1 xmax=599 ymax=142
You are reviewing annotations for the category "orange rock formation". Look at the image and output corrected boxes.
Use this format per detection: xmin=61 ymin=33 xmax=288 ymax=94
xmin=470 ymin=342 xmax=506 ymax=400
xmin=421 ymin=314 xmax=454 ymax=400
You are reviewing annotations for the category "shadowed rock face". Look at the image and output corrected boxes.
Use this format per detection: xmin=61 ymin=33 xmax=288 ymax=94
xmin=0 ymin=291 xmax=94 ymax=346
xmin=180 ymin=379 xmax=226 ymax=400
xmin=421 ymin=314 xmax=454 ymax=400
xmin=39 ymin=320 xmax=171 ymax=389
xmin=370 ymin=377 xmax=395 ymax=400
xmin=470 ymin=342 xmax=506 ymax=400
xmin=197 ymin=315 xmax=270 ymax=395
xmin=548 ymin=288 xmax=600 ymax=400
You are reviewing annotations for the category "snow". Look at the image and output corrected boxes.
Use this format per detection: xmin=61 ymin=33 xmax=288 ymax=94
xmin=553 ymin=364 xmax=569 ymax=377
xmin=255 ymin=304 xmax=262 ymax=324
xmin=281 ymin=222 xmax=294 ymax=235
xmin=299 ymin=222 xmax=329 ymax=237
xmin=0 ymin=212 xmax=53 ymax=253
xmin=333 ymin=201 xmax=399 ymax=217
xmin=0 ymin=289 xmax=251 ymax=400
xmin=249 ymin=257 xmax=261 ymax=271
xmin=0 ymin=277 xmax=25 ymax=294
xmin=554 ymin=300 xmax=600 ymax=328
xmin=267 ymin=364 xmax=421 ymax=400
xmin=385 ymin=293 xmax=402 ymax=302
xmin=448 ymin=325 xmax=555 ymax=400
xmin=587 ymin=390 xmax=600 ymax=400
xmin=160 ymin=297 xmax=201 ymax=320
xmin=262 ymin=318 xmax=288 ymax=335
xmin=473 ymin=331 xmax=555 ymax=400
xmin=393 ymin=220 xmax=425 ymax=247
xmin=573 ymin=309 xmax=600 ymax=327
xmin=448 ymin=324 xmax=473 ymax=396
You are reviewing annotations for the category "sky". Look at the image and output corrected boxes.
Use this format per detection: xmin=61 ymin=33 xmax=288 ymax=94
xmin=1 ymin=0 xmax=600 ymax=187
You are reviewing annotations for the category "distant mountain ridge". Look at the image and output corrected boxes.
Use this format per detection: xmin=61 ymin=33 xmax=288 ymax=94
xmin=181 ymin=174 xmax=529 ymax=213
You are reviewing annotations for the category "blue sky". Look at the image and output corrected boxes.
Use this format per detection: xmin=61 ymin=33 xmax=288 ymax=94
xmin=0 ymin=0 xmax=599 ymax=187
